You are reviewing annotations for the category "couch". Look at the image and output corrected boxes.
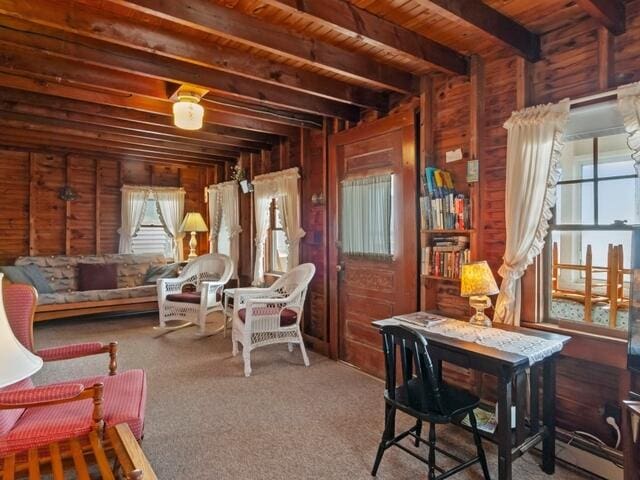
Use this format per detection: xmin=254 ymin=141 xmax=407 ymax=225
xmin=10 ymin=253 xmax=167 ymax=321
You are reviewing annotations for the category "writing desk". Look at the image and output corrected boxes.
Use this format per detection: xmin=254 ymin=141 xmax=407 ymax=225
xmin=372 ymin=317 xmax=570 ymax=480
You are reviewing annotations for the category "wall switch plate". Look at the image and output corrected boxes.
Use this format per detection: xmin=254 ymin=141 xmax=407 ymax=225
xmin=467 ymin=159 xmax=479 ymax=183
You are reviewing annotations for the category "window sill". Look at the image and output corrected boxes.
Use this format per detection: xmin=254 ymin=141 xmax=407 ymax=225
xmin=522 ymin=321 xmax=628 ymax=369
xmin=521 ymin=321 xmax=627 ymax=344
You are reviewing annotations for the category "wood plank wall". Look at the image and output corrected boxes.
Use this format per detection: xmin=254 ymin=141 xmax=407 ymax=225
xmin=0 ymin=147 xmax=224 ymax=264
xmin=424 ymin=0 xmax=640 ymax=446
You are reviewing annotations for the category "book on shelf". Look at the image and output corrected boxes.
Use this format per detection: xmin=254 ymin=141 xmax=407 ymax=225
xmin=421 ymin=235 xmax=470 ymax=279
xmin=420 ymin=167 xmax=471 ymax=231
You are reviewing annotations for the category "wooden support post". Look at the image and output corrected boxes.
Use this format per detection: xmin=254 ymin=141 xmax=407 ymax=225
xmin=597 ymin=27 xmax=615 ymax=91
xmin=515 ymin=57 xmax=533 ymax=110
xmin=469 ymin=55 xmax=484 ymax=261
xmin=419 ymin=76 xmax=435 ymax=173
xmin=65 ymin=155 xmax=72 ymax=256
xmin=28 ymin=153 xmax=36 ymax=256
xmin=95 ymin=160 xmax=102 ymax=254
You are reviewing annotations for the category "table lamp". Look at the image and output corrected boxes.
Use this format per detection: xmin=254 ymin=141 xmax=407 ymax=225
xmin=460 ymin=261 xmax=500 ymax=327
xmin=180 ymin=212 xmax=208 ymax=260
xmin=0 ymin=274 xmax=43 ymax=388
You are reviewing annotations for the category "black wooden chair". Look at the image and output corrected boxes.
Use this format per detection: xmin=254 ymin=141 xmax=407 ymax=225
xmin=372 ymin=324 xmax=491 ymax=479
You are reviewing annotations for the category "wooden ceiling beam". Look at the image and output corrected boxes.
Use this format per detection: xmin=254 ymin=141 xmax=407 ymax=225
xmin=575 ymin=0 xmax=625 ymax=35
xmin=0 ymin=88 xmax=274 ymax=149
xmin=0 ymin=71 xmax=300 ymax=137
xmin=260 ymin=0 xmax=468 ymax=76
xmin=0 ymin=139 xmax=229 ymax=167
xmin=0 ymin=110 xmax=241 ymax=158
xmin=0 ymin=98 xmax=262 ymax=153
xmin=0 ymin=127 xmax=233 ymax=164
xmin=90 ymin=0 xmax=415 ymax=93
xmin=0 ymin=3 xmax=385 ymax=110
xmin=414 ymin=0 xmax=540 ymax=61
xmin=0 ymin=27 xmax=357 ymax=122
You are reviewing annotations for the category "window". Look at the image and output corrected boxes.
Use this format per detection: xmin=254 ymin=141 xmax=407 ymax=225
xmin=546 ymin=101 xmax=638 ymax=332
xmin=265 ymin=199 xmax=289 ymax=274
xmin=131 ymin=196 xmax=173 ymax=259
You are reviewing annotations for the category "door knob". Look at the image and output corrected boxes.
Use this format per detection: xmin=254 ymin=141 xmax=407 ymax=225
xmin=336 ymin=264 xmax=343 ymax=272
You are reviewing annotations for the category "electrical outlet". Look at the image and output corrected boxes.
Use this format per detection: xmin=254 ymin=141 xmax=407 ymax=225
xmin=604 ymin=403 xmax=621 ymax=424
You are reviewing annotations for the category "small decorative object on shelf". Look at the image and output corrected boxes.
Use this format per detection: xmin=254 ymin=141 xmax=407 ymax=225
xmin=230 ymin=164 xmax=253 ymax=193
xmin=460 ymin=261 xmax=499 ymax=327
xmin=419 ymin=167 xmax=471 ymax=230
xmin=421 ymin=235 xmax=470 ymax=279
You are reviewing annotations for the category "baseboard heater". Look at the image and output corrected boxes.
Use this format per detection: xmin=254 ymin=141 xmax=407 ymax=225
xmin=533 ymin=429 xmax=623 ymax=480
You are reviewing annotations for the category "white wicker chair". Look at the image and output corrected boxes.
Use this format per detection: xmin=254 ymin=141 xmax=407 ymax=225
xmin=157 ymin=254 xmax=233 ymax=336
xmin=231 ymin=263 xmax=315 ymax=376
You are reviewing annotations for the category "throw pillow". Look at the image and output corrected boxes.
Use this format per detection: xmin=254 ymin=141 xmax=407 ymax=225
xmin=77 ymin=263 xmax=118 ymax=291
xmin=143 ymin=263 xmax=181 ymax=285
xmin=0 ymin=265 xmax=54 ymax=294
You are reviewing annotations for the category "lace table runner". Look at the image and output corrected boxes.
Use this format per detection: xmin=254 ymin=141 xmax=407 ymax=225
xmin=381 ymin=315 xmax=565 ymax=365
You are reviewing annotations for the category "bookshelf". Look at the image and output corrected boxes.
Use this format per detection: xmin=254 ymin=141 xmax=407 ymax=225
xmin=420 ymin=177 xmax=479 ymax=313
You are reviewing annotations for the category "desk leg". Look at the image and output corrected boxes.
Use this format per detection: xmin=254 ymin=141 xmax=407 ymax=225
xmin=542 ymin=358 xmax=556 ymax=475
xmin=498 ymin=374 xmax=513 ymax=480
xmin=530 ymin=364 xmax=540 ymax=436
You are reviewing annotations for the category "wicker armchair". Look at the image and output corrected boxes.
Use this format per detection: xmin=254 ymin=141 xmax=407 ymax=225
xmin=157 ymin=254 xmax=233 ymax=335
xmin=231 ymin=263 xmax=315 ymax=376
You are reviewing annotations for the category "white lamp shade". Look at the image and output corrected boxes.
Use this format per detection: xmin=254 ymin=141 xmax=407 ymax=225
xmin=180 ymin=212 xmax=208 ymax=233
xmin=0 ymin=274 xmax=43 ymax=388
xmin=173 ymin=99 xmax=204 ymax=130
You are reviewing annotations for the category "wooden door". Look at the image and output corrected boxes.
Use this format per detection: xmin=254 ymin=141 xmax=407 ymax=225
xmin=328 ymin=111 xmax=418 ymax=378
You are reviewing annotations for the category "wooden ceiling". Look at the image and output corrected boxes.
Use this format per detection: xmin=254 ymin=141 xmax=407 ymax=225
xmin=0 ymin=0 xmax=627 ymax=166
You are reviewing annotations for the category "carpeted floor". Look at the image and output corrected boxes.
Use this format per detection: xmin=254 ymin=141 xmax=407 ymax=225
xmin=33 ymin=313 xmax=594 ymax=480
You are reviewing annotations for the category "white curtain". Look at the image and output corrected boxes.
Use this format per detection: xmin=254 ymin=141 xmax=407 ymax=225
xmin=206 ymin=181 xmax=242 ymax=279
xmin=252 ymin=178 xmax=276 ymax=286
xmin=155 ymin=188 xmax=186 ymax=262
xmin=118 ymin=186 xmax=149 ymax=254
xmin=220 ymin=181 xmax=242 ymax=280
xmin=206 ymin=185 xmax=223 ymax=254
xmin=341 ymin=174 xmax=392 ymax=257
xmin=493 ymin=100 xmax=570 ymax=326
xmin=618 ymin=81 xmax=640 ymax=223
xmin=275 ymin=169 xmax=305 ymax=270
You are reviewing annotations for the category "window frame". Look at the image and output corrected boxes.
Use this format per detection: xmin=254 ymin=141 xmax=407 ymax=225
xmin=543 ymin=135 xmax=636 ymax=335
xmin=265 ymin=198 xmax=288 ymax=276
xmin=131 ymin=195 xmax=174 ymax=260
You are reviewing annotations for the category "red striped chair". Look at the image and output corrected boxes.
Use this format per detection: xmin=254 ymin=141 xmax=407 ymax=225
xmin=0 ymin=284 xmax=147 ymax=457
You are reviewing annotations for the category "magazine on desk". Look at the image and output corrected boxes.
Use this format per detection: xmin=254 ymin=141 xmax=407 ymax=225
xmin=392 ymin=312 xmax=447 ymax=328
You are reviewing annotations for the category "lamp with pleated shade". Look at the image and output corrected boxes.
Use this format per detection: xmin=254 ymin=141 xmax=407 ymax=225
xmin=0 ymin=274 xmax=43 ymax=388
xmin=180 ymin=212 xmax=208 ymax=260
xmin=460 ymin=261 xmax=499 ymax=327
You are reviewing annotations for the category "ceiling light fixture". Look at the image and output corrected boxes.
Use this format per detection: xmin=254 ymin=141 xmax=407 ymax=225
xmin=173 ymin=92 xmax=204 ymax=130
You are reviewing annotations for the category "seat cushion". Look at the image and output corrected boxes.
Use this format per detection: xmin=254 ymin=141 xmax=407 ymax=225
xmin=77 ymin=263 xmax=118 ymax=291
xmin=166 ymin=292 xmax=223 ymax=304
xmin=237 ymin=307 xmax=298 ymax=327
xmin=78 ymin=370 xmax=147 ymax=440
xmin=0 ymin=369 xmax=147 ymax=456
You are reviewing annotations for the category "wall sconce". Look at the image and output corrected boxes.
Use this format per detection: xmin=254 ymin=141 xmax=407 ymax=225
xmin=58 ymin=186 xmax=78 ymax=202
xmin=311 ymin=192 xmax=325 ymax=206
